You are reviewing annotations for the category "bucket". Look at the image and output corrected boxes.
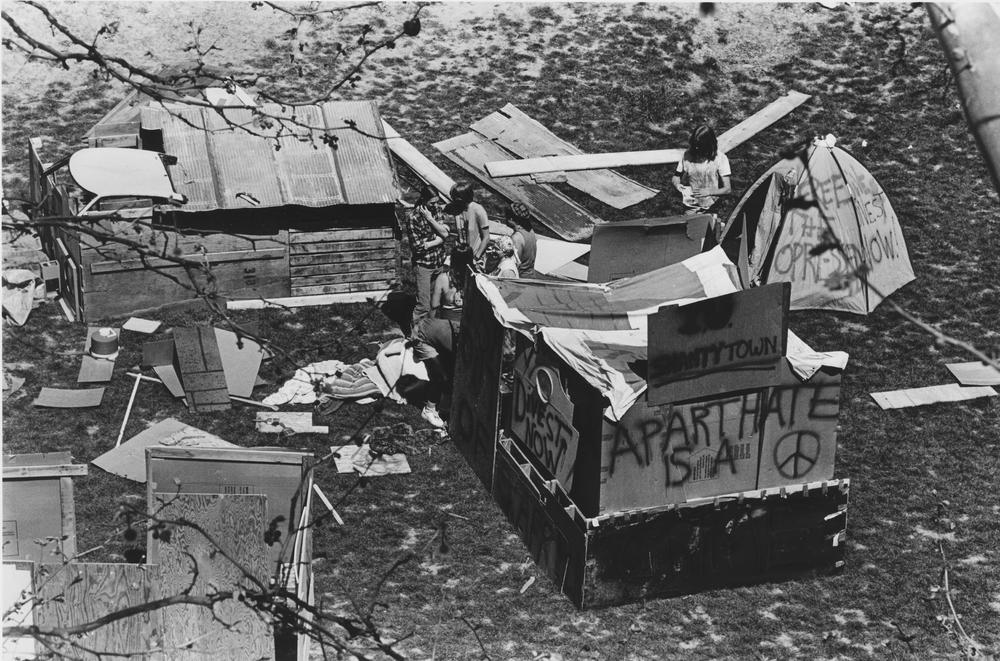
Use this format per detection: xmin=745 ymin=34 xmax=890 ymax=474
xmin=90 ymin=327 xmax=120 ymax=358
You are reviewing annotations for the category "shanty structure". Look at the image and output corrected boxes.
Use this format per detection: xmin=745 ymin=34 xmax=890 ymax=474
xmin=451 ymin=248 xmax=851 ymax=607
xmin=28 ymin=96 xmax=400 ymax=322
xmin=719 ymin=136 xmax=914 ymax=314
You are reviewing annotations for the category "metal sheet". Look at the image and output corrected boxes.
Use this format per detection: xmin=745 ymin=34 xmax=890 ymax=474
xmin=68 ymin=148 xmax=177 ymax=199
xmin=141 ymin=100 xmax=397 ymax=212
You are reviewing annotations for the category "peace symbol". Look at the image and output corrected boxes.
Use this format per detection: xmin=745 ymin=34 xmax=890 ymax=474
xmin=773 ymin=431 xmax=821 ymax=479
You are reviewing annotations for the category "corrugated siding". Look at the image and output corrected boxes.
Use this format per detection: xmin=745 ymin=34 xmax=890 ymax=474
xmin=321 ymin=100 xmax=398 ymax=205
xmin=142 ymin=100 xmax=396 ymax=212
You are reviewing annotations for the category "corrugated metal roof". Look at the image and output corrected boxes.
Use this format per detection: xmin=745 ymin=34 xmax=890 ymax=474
xmin=140 ymin=100 xmax=398 ymax=212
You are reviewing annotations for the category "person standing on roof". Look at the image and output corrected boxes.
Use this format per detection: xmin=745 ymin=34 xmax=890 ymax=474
xmin=399 ymin=186 xmax=449 ymax=326
xmin=671 ymin=125 xmax=732 ymax=226
xmin=448 ymin=182 xmax=491 ymax=266
xmin=504 ymin=202 xmax=537 ymax=279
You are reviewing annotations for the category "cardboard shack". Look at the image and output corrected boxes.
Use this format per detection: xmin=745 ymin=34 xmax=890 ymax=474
xmin=28 ymin=99 xmax=400 ymax=322
xmin=451 ymin=247 xmax=851 ymax=607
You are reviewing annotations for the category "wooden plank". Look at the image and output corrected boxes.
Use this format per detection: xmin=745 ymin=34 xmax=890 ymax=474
xmin=289 ymin=259 xmax=395 ymax=277
xmin=382 ymin=119 xmax=457 ymax=200
xmin=945 ymin=361 xmax=1000 ymax=386
xmin=288 ymin=238 xmax=396 ymax=254
xmin=149 ymin=494 xmax=274 ymax=661
xmin=174 ymin=327 xmax=230 ymax=412
xmin=717 ymin=91 xmax=811 ymax=152
xmin=485 ymin=91 xmax=810 ymax=177
xmin=434 ymin=132 xmax=603 ymax=242
xmin=288 ymin=227 xmax=394 ymax=243
xmin=227 ymin=290 xmax=392 ymax=309
xmin=32 ymin=563 xmax=161 ymax=660
xmin=289 ymin=266 xmax=395 ymax=282
xmin=647 ymin=283 xmax=790 ymax=405
xmin=76 ymin=222 xmax=288 ymax=264
xmin=2 ymin=464 xmax=88 ymax=479
xmin=290 ymin=250 xmax=394 ymax=267
xmin=485 ymin=147 xmax=686 ymax=179
xmin=89 ymin=247 xmax=286 ymax=274
xmin=285 ymin=247 xmax=394 ymax=264
xmin=470 ymin=104 xmax=659 ymax=209
xmin=148 ymin=446 xmax=312 ymax=466
xmin=291 ymin=280 xmax=392 ymax=296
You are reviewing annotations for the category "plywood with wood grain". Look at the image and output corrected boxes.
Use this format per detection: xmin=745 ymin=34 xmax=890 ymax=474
xmin=149 ymin=493 xmax=274 ymax=661
xmin=32 ymin=563 xmax=162 ymax=660
xmin=174 ymin=327 xmax=230 ymax=412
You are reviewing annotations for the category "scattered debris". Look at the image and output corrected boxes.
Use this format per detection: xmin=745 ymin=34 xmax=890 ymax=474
xmin=331 ymin=444 xmax=411 ymax=477
xmin=256 ymin=411 xmax=329 ymax=435
xmin=78 ymin=327 xmax=118 ymax=384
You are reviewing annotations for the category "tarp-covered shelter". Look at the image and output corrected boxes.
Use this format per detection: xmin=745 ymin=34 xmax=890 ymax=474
xmin=450 ymin=247 xmax=852 ymax=607
xmin=30 ymin=97 xmax=401 ymax=321
xmin=719 ymin=137 xmax=914 ymax=314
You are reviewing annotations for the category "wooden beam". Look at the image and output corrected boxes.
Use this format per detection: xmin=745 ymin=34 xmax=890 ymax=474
xmin=2 ymin=464 xmax=89 ymax=479
xmin=484 ymin=91 xmax=810 ymax=178
xmin=382 ymin=120 xmax=456 ymax=200
xmin=485 ymin=148 xmax=686 ymax=178
xmin=147 ymin=446 xmax=311 ymax=465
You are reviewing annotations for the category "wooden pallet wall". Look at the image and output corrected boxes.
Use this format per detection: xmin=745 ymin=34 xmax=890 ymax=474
xmin=288 ymin=227 xmax=397 ymax=297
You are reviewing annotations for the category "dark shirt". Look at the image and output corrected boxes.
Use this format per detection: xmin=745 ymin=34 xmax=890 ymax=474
xmin=404 ymin=205 xmax=446 ymax=269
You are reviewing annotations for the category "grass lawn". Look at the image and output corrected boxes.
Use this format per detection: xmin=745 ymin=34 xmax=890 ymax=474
xmin=3 ymin=3 xmax=999 ymax=659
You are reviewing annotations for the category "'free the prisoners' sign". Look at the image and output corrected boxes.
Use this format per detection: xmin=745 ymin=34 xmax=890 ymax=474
xmin=647 ymin=282 xmax=790 ymax=405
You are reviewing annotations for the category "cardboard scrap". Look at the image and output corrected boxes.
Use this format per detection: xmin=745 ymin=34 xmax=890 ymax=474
xmin=122 ymin=317 xmax=161 ymax=334
xmin=871 ymin=384 xmax=997 ymax=410
xmin=255 ymin=412 xmax=329 ymax=435
xmin=78 ymin=326 xmax=117 ymax=384
xmin=1 ymin=563 xmax=35 ymax=659
xmin=946 ymin=361 xmax=1000 ymax=387
xmin=215 ymin=327 xmax=265 ymax=398
xmin=331 ymin=444 xmax=411 ymax=477
xmin=92 ymin=417 xmax=237 ymax=482
xmin=33 ymin=387 xmax=105 ymax=408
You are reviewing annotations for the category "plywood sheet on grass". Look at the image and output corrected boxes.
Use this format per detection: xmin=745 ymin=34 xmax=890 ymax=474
xmin=174 ymin=327 xmax=230 ymax=411
xmin=32 ymin=563 xmax=161 ymax=660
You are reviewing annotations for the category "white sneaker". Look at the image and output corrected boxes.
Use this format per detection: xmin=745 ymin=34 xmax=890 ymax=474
xmin=421 ymin=404 xmax=445 ymax=429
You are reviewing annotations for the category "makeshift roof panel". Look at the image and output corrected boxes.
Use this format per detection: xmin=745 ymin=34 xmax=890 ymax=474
xmin=469 ymin=104 xmax=659 ymax=209
xmin=140 ymin=101 xmax=397 ymax=212
xmin=433 ymin=132 xmax=603 ymax=242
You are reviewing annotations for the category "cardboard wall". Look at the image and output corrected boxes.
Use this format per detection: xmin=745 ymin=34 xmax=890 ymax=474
xmin=588 ymin=215 xmax=711 ymax=282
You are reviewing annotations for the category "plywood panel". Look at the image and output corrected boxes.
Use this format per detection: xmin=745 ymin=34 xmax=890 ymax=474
xmin=150 ymin=493 xmax=273 ymax=661
xmin=32 ymin=563 xmax=161 ymax=660
xmin=434 ymin=132 xmax=602 ymax=242
xmin=174 ymin=327 xmax=230 ymax=412
xmin=3 ymin=479 xmax=64 ymax=562
xmin=471 ymin=104 xmax=659 ymax=209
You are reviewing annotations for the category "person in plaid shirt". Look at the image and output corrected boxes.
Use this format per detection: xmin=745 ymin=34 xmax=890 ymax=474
xmin=401 ymin=186 xmax=450 ymax=327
